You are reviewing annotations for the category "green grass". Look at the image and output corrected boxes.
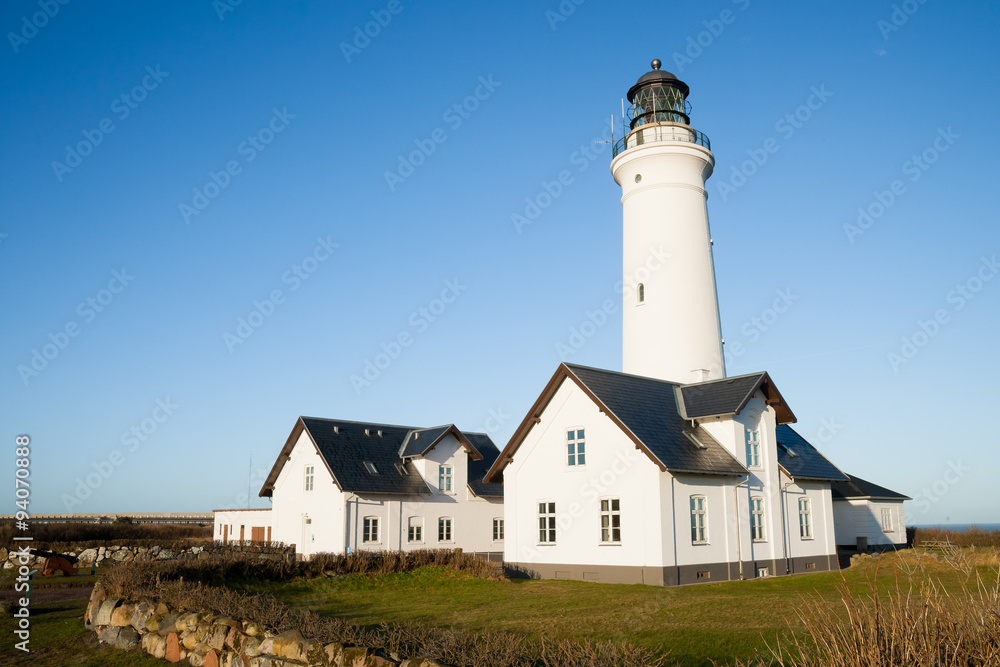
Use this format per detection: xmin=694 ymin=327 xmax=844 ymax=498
xmin=239 ymin=552 xmax=998 ymax=667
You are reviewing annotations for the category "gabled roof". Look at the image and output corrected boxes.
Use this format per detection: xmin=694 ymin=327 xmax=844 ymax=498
xmin=832 ymin=473 xmax=910 ymax=501
xmin=464 ymin=433 xmax=503 ymax=498
xmin=774 ymin=424 xmax=848 ymax=482
xmin=485 ymin=363 xmax=751 ymax=483
xmin=679 ymin=372 xmax=795 ymax=424
xmin=399 ymin=425 xmax=481 ymax=460
xmin=260 ymin=417 xmax=496 ymax=497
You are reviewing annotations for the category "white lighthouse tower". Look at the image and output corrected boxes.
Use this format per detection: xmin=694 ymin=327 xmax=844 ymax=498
xmin=611 ymin=59 xmax=725 ymax=384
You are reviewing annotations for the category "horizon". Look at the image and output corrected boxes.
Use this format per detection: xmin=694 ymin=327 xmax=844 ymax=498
xmin=2 ymin=1 xmax=998 ymax=525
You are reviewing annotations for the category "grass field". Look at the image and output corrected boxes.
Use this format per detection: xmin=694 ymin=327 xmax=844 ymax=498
xmin=239 ymin=549 xmax=999 ymax=667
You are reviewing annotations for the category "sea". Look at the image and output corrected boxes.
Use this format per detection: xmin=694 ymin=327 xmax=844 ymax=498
xmin=911 ymin=523 xmax=1000 ymax=532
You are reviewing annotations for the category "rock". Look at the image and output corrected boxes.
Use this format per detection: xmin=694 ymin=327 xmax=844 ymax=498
xmin=116 ymin=625 xmax=141 ymax=650
xmin=207 ymin=624 xmax=229 ymax=651
xmin=242 ymin=636 xmax=263 ymax=657
xmin=165 ymin=632 xmax=181 ymax=663
xmin=99 ymin=625 xmax=121 ymax=645
xmin=155 ymin=601 xmax=170 ymax=615
xmin=77 ymin=548 xmax=98 ymax=563
xmin=110 ymin=603 xmax=135 ymax=627
xmin=93 ymin=599 xmax=121 ymax=626
xmin=97 ymin=547 xmax=107 ymax=557
xmin=175 ymin=612 xmax=200 ymax=633
xmin=183 ymin=631 xmax=202 ymax=650
xmin=143 ymin=631 xmax=167 ymax=659
xmin=271 ymin=629 xmax=306 ymax=661
xmin=145 ymin=613 xmax=162 ymax=633
xmin=203 ymin=649 xmax=219 ymax=667
xmin=343 ymin=647 xmax=371 ymax=665
xmin=192 ymin=546 xmax=204 ymax=554
xmin=158 ymin=612 xmax=181 ymax=635
xmin=157 ymin=548 xmax=177 ymax=560
xmin=244 ymin=621 xmax=263 ymax=637
xmin=2 ymin=560 xmax=14 ymax=569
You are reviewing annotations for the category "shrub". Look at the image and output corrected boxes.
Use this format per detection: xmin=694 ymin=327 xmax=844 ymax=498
xmin=0 ymin=519 xmax=212 ymax=551
xmin=911 ymin=526 xmax=1000 ymax=549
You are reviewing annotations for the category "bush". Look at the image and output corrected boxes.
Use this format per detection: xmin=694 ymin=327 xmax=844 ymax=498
xmin=911 ymin=526 xmax=1000 ymax=549
xmin=0 ymin=519 xmax=212 ymax=551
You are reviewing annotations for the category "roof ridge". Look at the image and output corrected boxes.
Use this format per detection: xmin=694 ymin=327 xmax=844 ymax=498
xmin=300 ymin=416 xmax=419 ymax=430
xmin=563 ymin=363 xmax=683 ymax=387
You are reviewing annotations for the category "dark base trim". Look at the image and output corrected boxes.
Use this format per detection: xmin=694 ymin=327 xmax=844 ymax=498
xmin=507 ymin=553 xmax=838 ymax=586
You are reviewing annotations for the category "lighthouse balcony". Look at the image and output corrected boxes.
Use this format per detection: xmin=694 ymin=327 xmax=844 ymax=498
xmin=612 ymin=123 xmax=711 ymax=158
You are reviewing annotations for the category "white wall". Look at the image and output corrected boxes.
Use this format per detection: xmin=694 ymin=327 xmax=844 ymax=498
xmin=504 ymin=378 xmax=663 ymax=569
xmin=781 ymin=478 xmax=836 ymax=560
xmin=834 ymin=499 xmax=906 ymax=547
xmin=212 ymin=509 xmax=272 ymax=543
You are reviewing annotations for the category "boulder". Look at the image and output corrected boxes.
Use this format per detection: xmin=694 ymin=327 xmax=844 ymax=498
xmin=98 ymin=625 xmax=121 ymax=645
xmin=110 ymin=603 xmax=134 ymax=627
xmin=77 ymin=548 xmax=98 ymax=563
xmin=165 ymin=632 xmax=181 ymax=663
xmin=207 ymin=624 xmax=230 ymax=651
xmin=158 ymin=612 xmax=181 ymax=635
xmin=93 ymin=599 xmax=121 ymax=626
xmin=115 ymin=625 xmax=141 ymax=650
xmin=271 ymin=629 xmax=307 ymax=661
xmin=143 ymin=631 xmax=167 ymax=659
xmin=242 ymin=636 xmax=263 ymax=657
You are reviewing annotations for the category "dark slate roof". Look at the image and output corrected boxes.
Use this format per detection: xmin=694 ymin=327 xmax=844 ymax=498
xmin=399 ymin=426 xmax=453 ymax=459
xmin=774 ymin=424 xmax=848 ymax=482
xmin=464 ymin=433 xmax=503 ymax=498
xmin=680 ymin=373 xmax=767 ymax=419
xmin=261 ymin=418 xmax=500 ymax=497
xmin=565 ymin=364 xmax=748 ymax=476
xmin=832 ymin=473 xmax=910 ymax=501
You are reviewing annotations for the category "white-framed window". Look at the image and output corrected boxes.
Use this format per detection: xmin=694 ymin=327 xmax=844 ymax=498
xmin=363 ymin=516 xmax=379 ymax=543
xmin=881 ymin=507 xmax=894 ymax=533
xmin=567 ymin=429 xmax=586 ymax=467
xmin=798 ymin=498 xmax=812 ymax=539
xmin=600 ymin=498 xmax=621 ymax=544
xmin=538 ymin=501 xmax=556 ymax=544
xmin=750 ymin=497 xmax=765 ymax=541
xmin=690 ymin=495 xmax=708 ymax=544
xmin=438 ymin=517 xmax=453 ymax=542
xmin=363 ymin=461 xmax=378 ymax=475
xmin=407 ymin=517 xmax=423 ymax=543
xmin=304 ymin=465 xmax=314 ymax=491
xmin=637 ymin=283 xmax=645 ymax=304
xmin=745 ymin=427 xmax=760 ymax=467
xmin=438 ymin=465 xmax=453 ymax=493
xmin=493 ymin=518 xmax=504 ymax=541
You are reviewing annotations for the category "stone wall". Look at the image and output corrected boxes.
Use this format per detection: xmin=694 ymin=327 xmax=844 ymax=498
xmin=1 ymin=542 xmax=295 ymax=569
xmin=84 ymin=586 xmax=446 ymax=667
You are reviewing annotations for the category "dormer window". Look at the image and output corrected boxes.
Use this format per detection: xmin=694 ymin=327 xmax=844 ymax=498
xmin=363 ymin=461 xmax=378 ymax=474
xmin=745 ymin=427 xmax=761 ymax=467
xmin=394 ymin=463 xmax=408 ymax=475
xmin=438 ymin=465 xmax=453 ymax=492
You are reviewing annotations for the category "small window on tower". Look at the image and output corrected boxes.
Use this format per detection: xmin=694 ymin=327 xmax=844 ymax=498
xmin=637 ymin=283 xmax=645 ymax=304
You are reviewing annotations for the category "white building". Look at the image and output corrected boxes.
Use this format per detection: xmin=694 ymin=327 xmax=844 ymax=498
xmin=483 ymin=60 xmax=863 ymax=585
xmin=213 ymin=508 xmax=273 ymax=544
xmin=831 ymin=474 xmax=910 ymax=550
xmin=213 ymin=417 xmax=504 ymax=559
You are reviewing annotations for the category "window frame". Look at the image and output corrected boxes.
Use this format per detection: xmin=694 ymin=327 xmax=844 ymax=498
xmin=690 ymin=495 xmax=708 ymax=545
xmin=566 ymin=428 xmax=586 ymax=468
xmin=363 ymin=461 xmax=378 ymax=475
xmin=745 ymin=427 xmax=761 ymax=468
xmin=750 ymin=496 xmax=766 ymax=542
xmin=438 ymin=517 xmax=453 ymax=543
xmin=798 ymin=497 xmax=813 ymax=540
xmin=362 ymin=516 xmax=380 ymax=544
xmin=599 ymin=497 xmax=622 ymax=545
xmin=304 ymin=465 xmax=314 ymax=491
xmin=880 ymin=507 xmax=894 ymax=533
xmin=407 ymin=517 xmax=423 ymax=543
xmin=438 ymin=465 xmax=453 ymax=493
xmin=537 ymin=500 xmax=557 ymax=545
xmin=493 ymin=517 xmax=504 ymax=541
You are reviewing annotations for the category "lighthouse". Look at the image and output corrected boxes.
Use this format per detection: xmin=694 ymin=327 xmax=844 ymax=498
xmin=611 ymin=59 xmax=726 ymax=384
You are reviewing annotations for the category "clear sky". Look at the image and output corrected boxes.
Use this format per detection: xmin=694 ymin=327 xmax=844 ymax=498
xmin=2 ymin=1 xmax=998 ymax=525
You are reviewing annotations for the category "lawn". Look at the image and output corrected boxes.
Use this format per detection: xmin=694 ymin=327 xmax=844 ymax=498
xmin=242 ymin=550 xmax=999 ymax=667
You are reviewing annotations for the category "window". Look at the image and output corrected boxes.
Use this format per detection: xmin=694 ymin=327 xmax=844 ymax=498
xmin=881 ymin=507 xmax=894 ymax=533
xmin=690 ymin=495 xmax=708 ymax=544
xmin=567 ymin=429 xmax=586 ymax=466
xmin=600 ymin=498 xmax=621 ymax=543
xmin=438 ymin=465 xmax=453 ymax=492
xmin=363 ymin=461 xmax=378 ymax=475
xmin=304 ymin=465 xmax=314 ymax=491
xmin=394 ymin=463 xmax=408 ymax=475
xmin=438 ymin=517 xmax=453 ymax=542
xmin=493 ymin=518 xmax=504 ymax=541
xmin=745 ymin=427 xmax=760 ymax=467
xmin=750 ymin=497 xmax=765 ymax=541
xmin=538 ymin=501 xmax=556 ymax=543
xmin=408 ymin=517 xmax=423 ymax=543
xmin=363 ymin=517 xmax=379 ymax=543
xmin=637 ymin=283 xmax=645 ymax=303
xmin=798 ymin=498 xmax=812 ymax=539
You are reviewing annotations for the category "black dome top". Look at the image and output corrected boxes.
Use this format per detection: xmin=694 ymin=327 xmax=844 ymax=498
xmin=627 ymin=58 xmax=690 ymax=102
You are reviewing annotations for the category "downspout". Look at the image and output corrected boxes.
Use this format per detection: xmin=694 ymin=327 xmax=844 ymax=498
xmin=670 ymin=476 xmax=678 ymax=584
xmin=734 ymin=475 xmax=746 ymax=580
xmin=780 ymin=481 xmax=791 ymax=574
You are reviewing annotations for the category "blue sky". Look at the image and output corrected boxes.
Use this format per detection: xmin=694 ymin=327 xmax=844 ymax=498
xmin=2 ymin=0 xmax=998 ymax=525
